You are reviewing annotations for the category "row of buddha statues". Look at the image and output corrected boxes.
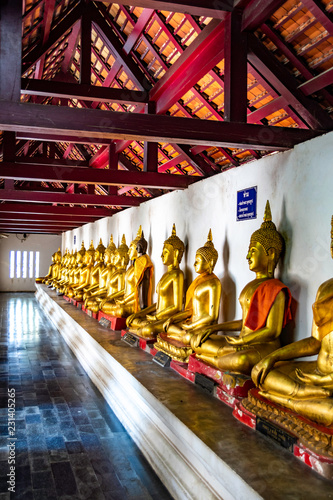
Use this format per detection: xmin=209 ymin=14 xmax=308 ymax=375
xmin=39 ymin=201 xmax=333 ymax=432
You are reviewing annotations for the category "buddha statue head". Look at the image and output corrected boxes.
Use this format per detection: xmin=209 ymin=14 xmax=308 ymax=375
xmin=85 ymin=240 xmax=95 ymax=265
xmin=136 ymin=231 xmax=148 ymax=256
xmin=94 ymin=238 xmax=105 ymax=262
xmin=77 ymin=242 xmax=86 ymax=264
xmin=104 ymin=234 xmax=116 ymax=265
xmin=248 ymin=200 xmax=284 ymax=278
xmin=195 ymin=229 xmax=218 ymax=275
xmin=162 ymin=224 xmax=185 ymax=268
xmin=115 ymin=235 xmax=129 ymax=268
xmin=128 ymin=226 xmax=142 ymax=261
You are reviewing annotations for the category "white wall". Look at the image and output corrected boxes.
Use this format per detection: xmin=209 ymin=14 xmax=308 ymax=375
xmin=0 ymin=233 xmax=62 ymax=292
xmin=62 ymin=131 xmax=333 ymax=343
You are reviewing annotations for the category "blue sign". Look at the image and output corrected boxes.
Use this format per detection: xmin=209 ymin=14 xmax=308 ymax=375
xmin=74 ymin=235 xmax=77 ymax=245
xmin=237 ymin=187 xmax=257 ymax=221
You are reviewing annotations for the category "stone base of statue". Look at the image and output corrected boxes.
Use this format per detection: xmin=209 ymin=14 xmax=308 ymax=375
xmin=188 ymin=354 xmax=254 ymax=407
xmin=121 ymin=330 xmax=157 ymax=354
xmin=233 ymin=388 xmax=333 ymax=479
xmin=154 ymin=333 xmax=193 ymax=363
xmin=97 ymin=311 xmax=127 ymax=331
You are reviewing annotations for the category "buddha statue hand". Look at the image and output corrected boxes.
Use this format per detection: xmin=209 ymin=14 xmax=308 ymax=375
xmin=251 ymin=355 xmax=276 ymax=387
xmin=163 ymin=317 xmax=174 ymax=331
xmin=146 ymin=314 xmax=157 ymax=321
xmin=126 ymin=313 xmax=136 ymax=326
xmin=295 ymin=368 xmax=333 ymax=387
xmin=191 ymin=330 xmax=211 ymax=350
xmin=224 ymin=335 xmax=246 ymax=346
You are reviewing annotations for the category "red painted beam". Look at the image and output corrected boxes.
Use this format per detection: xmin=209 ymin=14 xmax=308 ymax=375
xmin=241 ymin=0 xmax=287 ymax=31
xmin=0 ymin=100 xmax=322 ymax=150
xmin=16 ymin=132 xmax=112 ymax=145
xmin=123 ymin=9 xmax=154 ymax=55
xmin=15 ymin=157 xmax=89 ymax=167
xmin=21 ymin=79 xmax=149 ymax=104
xmin=300 ymin=0 xmax=333 ymax=36
xmin=0 ymin=189 xmax=143 ymax=207
xmin=299 ymin=67 xmax=333 ymax=96
xmin=91 ymin=0 xmax=233 ymax=19
xmin=0 ymin=225 xmax=72 ymax=233
xmin=0 ymin=213 xmax=97 ymax=223
xmin=150 ymin=19 xmax=226 ymax=115
xmin=0 ymin=162 xmax=197 ymax=190
xmin=0 ymin=203 xmax=116 ymax=217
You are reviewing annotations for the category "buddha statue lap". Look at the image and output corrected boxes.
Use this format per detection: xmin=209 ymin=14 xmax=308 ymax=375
xmin=191 ymin=201 xmax=292 ymax=376
xmin=71 ymin=241 xmax=95 ymax=301
xmin=101 ymin=227 xmax=153 ymax=318
xmin=82 ymin=238 xmax=106 ymax=301
xmin=126 ymin=224 xmax=184 ymax=339
xmin=250 ymin=217 xmax=333 ymax=429
xmin=86 ymin=235 xmax=128 ymax=314
xmin=154 ymin=230 xmax=221 ymax=363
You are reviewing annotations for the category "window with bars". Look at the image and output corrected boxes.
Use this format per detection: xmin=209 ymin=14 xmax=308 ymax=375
xmin=9 ymin=251 xmax=40 ymax=279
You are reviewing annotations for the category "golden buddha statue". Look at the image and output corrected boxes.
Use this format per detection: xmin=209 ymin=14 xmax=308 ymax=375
xmin=251 ymin=217 xmax=333 ymax=427
xmin=82 ymin=238 xmax=106 ymax=301
xmin=99 ymin=236 xmax=130 ymax=315
xmin=101 ymin=226 xmax=153 ymax=318
xmin=57 ymin=250 xmax=75 ymax=294
xmin=66 ymin=242 xmax=86 ymax=298
xmin=72 ymin=241 xmax=95 ymax=301
xmin=191 ymin=201 xmax=292 ymax=375
xmin=39 ymin=250 xmax=57 ymax=284
xmin=85 ymin=235 xmax=120 ymax=313
xmin=45 ymin=248 xmax=62 ymax=286
xmin=155 ymin=230 xmax=221 ymax=362
xmin=126 ymin=224 xmax=185 ymax=339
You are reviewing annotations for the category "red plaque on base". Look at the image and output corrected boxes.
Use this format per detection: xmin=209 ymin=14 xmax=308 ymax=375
xmin=97 ymin=311 xmax=127 ymax=330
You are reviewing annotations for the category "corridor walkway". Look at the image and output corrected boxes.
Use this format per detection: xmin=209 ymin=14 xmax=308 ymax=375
xmin=0 ymin=293 xmax=173 ymax=500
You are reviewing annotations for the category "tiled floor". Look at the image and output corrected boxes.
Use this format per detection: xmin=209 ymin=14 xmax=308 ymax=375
xmin=0 ymin=293 xmax=173 ymax=500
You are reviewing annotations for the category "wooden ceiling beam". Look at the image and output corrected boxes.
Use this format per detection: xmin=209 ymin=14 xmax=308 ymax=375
xmin=0 ymin=213 xmax=95 ymax=224
xmin=0 ymin=100 xmax=322 ymax=150
xmin=91 ymin=0 xmax=233 ymax=19
xmin=0 ymin=189 xmax=142 ymax=207
xmin=21 ymin=78 xmax=149 ymax=104
xmin=240 ymin=0 xmax=287 ymax=31
xmin=22 ymin=2 xmax=82 ymax=73
xmin=248 ymin=33 xmax=333 ymax=130
xmin=0 ymin=162 xmax=197 ymax=190
xmin=0 ymin=203 xmax=116 ymax=217
xmin=0 ymin=0 xmax=21 ymax=102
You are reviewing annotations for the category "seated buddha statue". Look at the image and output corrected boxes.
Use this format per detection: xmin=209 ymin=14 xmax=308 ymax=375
xmin=85 ymin=235 xmax=121 ymax=313
xmin=62 ymin=249 xmax=77 ymax=294
xmin=251 ymin=217 xmax=333 ymax=427
xmin=52 ymin=250 xmax=69 ymax=289
xmin=39 ymin=250 xmax=57 ymax=284
xmin=154 ymin=230 xmax=221 ymax=363
xmin=101 ymin=227 xmax=153 ymax=318
xmin=126 ymin=224 xmax=185 ymax=339
xmin=191 ymin=201 xmax=292 ymax=375
xmin=82 ymin=238 xmax=106 ymax=301
xmin=98 ymin=236 xmax=130 ymax=315
xmin=45 ymin=249 xmax=62 ymax=286
xmin=72 ymin=241 xmax=95 ymax=301
xmin=66 ymin=242 xmax=86 ymax=298
xmin=57 ymin=250 xmax=75 ymax=294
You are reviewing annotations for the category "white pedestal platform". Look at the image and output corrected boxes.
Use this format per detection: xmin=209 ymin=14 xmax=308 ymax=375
xmin=35 ymin=285 xmax=332 ymax=500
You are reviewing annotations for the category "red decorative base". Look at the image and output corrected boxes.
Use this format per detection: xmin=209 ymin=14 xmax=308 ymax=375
xmin=171 ymin=360 xmax=195 ymax=382
xmin=188 ymin=354 xmax=254 ymax=407
xmin=97 ymin=311 xmax=127 ymax=330
xmin=233 ymin=389 xmax=333 ymax=479
xmin=63 ymin=295 xmax=71 ymax=302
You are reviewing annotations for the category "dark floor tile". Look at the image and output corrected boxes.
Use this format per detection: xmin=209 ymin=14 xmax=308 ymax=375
xmin=51 ymin=461 xmax=77 ymax=496
xmin=65 ymin=441 xmax=84 ymax=454
xmin=31 ymin=469 xmax=54 ymax=489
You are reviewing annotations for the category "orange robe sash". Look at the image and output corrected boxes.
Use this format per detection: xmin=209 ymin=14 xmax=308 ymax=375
xmin=133 ymin=254 xmax=154 ymax=312
xmin=244 ymin=279 xmax=292 ymax=332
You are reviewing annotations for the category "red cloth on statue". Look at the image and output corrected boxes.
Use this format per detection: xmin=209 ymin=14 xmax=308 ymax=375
xmin=244 ymin=279 xmax=292 ymax=332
